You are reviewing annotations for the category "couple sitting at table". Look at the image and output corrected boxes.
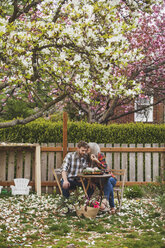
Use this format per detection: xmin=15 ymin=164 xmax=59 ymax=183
xmin=61 ymin=140 xmax=117 ymax=214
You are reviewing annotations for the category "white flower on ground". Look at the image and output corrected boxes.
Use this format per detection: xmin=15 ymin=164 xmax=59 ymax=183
xmin=74 ymin=54 xmax=81 ymax=62
xmin=98 ymin=47 xmax=105 ymax=53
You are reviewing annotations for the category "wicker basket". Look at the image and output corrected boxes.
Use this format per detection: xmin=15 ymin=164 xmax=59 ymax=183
xmin=75 ymin=205 xmax=99 ymax=218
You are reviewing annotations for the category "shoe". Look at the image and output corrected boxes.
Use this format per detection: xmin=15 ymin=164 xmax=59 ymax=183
xmin=110 ymin=208 xmax=116 ymax=214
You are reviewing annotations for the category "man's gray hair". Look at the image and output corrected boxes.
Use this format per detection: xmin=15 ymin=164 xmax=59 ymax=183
xmin=88 ymin=142 xmax=100 ymax=155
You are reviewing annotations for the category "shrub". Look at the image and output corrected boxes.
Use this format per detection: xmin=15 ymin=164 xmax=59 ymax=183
xmin=156 ymin=194 xmax=165 ymax=211
xmin=124 ymin=185 xmax=144 ymax=199
xmin=142 ymin=174 xmax=165 ymax=195
xmin=0 ymin=119 xmax=164 ymax=144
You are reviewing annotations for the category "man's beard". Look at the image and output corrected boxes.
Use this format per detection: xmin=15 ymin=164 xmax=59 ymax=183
xmin=79 ymin=152 xmax=86 ymax=158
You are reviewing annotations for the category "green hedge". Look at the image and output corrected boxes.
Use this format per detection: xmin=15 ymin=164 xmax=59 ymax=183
xmin=0 ymin=119 xmax=165 ymax=144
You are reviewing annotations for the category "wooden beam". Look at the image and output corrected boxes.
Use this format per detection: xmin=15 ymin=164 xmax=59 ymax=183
xmin=35 ymin=145 xmax=41 ymax=196
xmin=41 ymin=147 xmax=63 ymax=152
xmin=68 ymin=147 xmax=165 ymax=153
xmin=0 ymin=181 xmax=57 ymax=187
xmin=40 ymin=147 xmax=165 ymax=153
xmin=1 ymin=181 xmax=164 ymax=187
xmin=0 ymin=182 xmax=15 ymax=186
xmin=68 ymin=147 xmax=77 ymax=152
xmin=116 ymin=181 xmax=164 ymax=186
xmin=41 ymin=181 xmax=57 ymax=186
xmin=101 ymin=147 xmax=165 ymax=152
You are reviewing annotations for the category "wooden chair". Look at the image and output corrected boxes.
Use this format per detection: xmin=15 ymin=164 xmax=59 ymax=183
xmin=110 ymin=169 xmax=126 ymax=212
xmin=10 ymin=178 xmax=31 ymax=195
xmin=0 ymin=186 xmax=3 ymax=194
xmin=52 ymin=168 xmax=63 ymax=195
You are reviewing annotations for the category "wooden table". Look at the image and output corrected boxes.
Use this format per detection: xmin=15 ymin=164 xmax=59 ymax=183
xmin=78 ymin=173 xmax=112 ymax=200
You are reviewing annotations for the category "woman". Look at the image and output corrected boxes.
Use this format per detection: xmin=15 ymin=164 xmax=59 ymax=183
xmin=88 ymin=142 xmax=117 ymax=214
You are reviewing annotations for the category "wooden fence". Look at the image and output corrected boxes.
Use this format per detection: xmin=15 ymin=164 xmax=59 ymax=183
xmin=0 ymin=143 xmax=164 ymax=193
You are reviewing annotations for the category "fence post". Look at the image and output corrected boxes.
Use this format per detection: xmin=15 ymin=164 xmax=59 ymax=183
xmin=35 ymin=144 xmax=41 ymax=195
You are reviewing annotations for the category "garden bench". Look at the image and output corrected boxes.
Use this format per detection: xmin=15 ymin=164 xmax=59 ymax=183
xmin=10 ymin=178 xmax=32 ymax=195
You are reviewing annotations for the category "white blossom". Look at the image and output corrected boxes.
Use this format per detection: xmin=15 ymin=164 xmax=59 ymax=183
xmin=74 ymin=54 xmax=81 ymax=62
xmin=98 ymin=47 xmax=105 ymax=53
xmin=59 ymin=51 xmax=67 ymax=60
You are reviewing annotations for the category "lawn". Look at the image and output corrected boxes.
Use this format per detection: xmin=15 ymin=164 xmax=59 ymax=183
xmin=0 ymin=192 xmax=164 ymax=248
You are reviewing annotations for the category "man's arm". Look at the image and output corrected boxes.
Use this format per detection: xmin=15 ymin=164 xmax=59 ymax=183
xmin=61 ymin=153 xmax=71 ymax=189
xmin=62 ymin=170 xmax=70 ymax=189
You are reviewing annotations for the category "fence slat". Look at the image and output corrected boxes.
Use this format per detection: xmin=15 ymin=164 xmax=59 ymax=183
xmin=129 ymin=144 xmax=136 ymax=181
xmin=8 ymin=151 xmax=15 ymax=181
xmin=0 ymin=151 xmax=6 ymax=181
xmin=68 ymin=143 xmax=75 ymax=150
xmin=114 ymin=144 xmax=120 ymax=180
xmin=41 ymin=143 xmax=47 ymax=193
xmin=160 ymin=143 xmax=165 ymax=180
xmin=121 ymin=144 xmax=128 ymax=181
xmin=145 ymin=144 xmax=151 ymax=182
xmin=105 ymin=143 xmax=112 ymax=170
xmin=16 ymin=152 xmax=23 ymax=178
xmin=137 ymin=144 xmax=143 ymax=182
xmin=56 ymin=143 xmax=62 ymax=169
xmin=31 ymin=151 xmax=35 ymax=191
xmin=153 ymin=143 xmax=159 ymax=181
xmin=48 ymin=143 xmax=55 ymax=193
xmin=24 ymin=151 xmax=31 ymax=179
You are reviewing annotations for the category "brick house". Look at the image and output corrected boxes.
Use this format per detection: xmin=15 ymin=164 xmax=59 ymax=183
xmin=111 ymin=97 xmax=165 ymax=124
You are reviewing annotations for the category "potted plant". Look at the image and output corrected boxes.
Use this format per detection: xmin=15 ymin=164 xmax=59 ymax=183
xmin=75 ymin=198 xmax=100 ymax=218
xmin=56 ymin=187 xmax=100 ymax=218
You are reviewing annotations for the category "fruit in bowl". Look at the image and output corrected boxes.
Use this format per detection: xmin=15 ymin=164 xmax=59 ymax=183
xmin=83 ymin=167 xmax=103 ymax=175
xmin=83 ymin=167 xmax=94 ymax=174
xmin=93 ymin=168 xmax=104 ymax=174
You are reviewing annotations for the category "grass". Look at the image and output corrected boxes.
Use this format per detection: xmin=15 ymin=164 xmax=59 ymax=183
xmin=0 ymin=191 xmax=164 ymax=248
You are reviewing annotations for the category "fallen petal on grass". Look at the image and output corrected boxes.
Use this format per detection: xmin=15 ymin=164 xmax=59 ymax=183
xmin=0 ymin=193 xmax=164 ymax=248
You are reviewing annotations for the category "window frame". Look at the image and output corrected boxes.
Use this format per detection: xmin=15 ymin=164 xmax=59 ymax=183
xmin=134 ymin=96 xmax=153 ymax=122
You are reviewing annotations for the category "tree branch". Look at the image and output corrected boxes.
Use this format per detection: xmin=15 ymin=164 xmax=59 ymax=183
xmin=52 ymin=0 xmax=67 ymax=23
xmin=0 ymin=81 xmax=10 ymax=91
xmin=0 ymin=93 xmax=66 ymax=128
xmin=9 ymin=0 xmax=42 ymax=23
xmin=27 ymin=85 xmax=45 ymax=106
xmin=143 ymin=60 xmax=165 ymax=74
xmin=99 ymin=97 xmax=119 ymax=124
xmin=103 ymin=97 xmax=165 ymax=123
xmin=130 ymin=60 xmax=165 ymax=80
xmin=68 ymin=96 xmax=89 ymax=115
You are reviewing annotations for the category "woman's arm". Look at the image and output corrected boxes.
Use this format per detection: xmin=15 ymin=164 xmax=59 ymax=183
xmin=90 ymin=153 xmax=107 ymax=170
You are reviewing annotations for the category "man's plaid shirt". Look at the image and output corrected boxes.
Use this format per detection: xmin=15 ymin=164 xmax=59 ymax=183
xmin=61 ymin=151 xmax=88 ymax=179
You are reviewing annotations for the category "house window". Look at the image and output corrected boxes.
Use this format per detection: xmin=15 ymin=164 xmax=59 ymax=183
xmin=134 ymin=97 xmax=153 ymax=122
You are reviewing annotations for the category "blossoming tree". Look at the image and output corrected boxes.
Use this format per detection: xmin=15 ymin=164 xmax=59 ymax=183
xmin=0 ymin=0 xmax=164 ymax=127
xmin=66 ymin=2 xmax=165 ymax=123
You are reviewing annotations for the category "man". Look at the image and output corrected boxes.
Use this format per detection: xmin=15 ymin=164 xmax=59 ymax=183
xmin=61 ymin=140 xmax=92 ymax=197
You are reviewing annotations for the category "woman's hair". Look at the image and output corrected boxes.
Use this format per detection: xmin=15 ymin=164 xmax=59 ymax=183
xmin=88 ymin=142 xmax=100 ymax=155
